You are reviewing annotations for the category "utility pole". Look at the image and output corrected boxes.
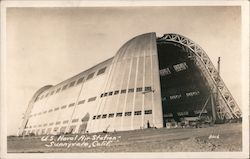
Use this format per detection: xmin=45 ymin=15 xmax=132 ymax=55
xmin=217 ymin=57 xmax=221 ymax=75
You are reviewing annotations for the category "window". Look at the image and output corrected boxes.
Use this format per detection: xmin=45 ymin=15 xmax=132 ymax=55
xmin=100 ymin=94 xmax=104 ymax=98
xmin=134 ymin=111 xmax=142 ymax=116
xmin=78 ymin=100 xmax=85 ymax=105
xmin=159 ymin=68 xmax=171 ymax=76
xmin=86 ymin=72 xmax=95 ymax=80
xmin=108 ymin=92 xmax=113 ymax=96
xmin=68 ymin=103 xmax=75 ymax=107
xmin=97 ymin=67 xmax=106 ymax=75
xmin=38 ymin=124 xmax=42 ymax=127
xmin=108 ymin=113 xmax=114 ymax=118
xmin=43 ymin=111 xmax=47 ymax=114
xmin=145 ymin=110 xmax=152 ymax=114
xmin=56 ymin=121 xmax=61 ymax=125
xmin=54 ymin=107 xmax=59 ymax=111
xmin=145 ymin=86 xmax=152 ymax=92
xmin=34 ymin=125 xmax=37 ymax=128
xmin=63 ymin=120 xmax=69 ymax=124
xmin=93 ymin=116 xmax=96 ymax=120
xmin=116 ymin=112 xmax=123 ymax=117
xmin=77 ymin=77 xmax=84 ymax=84
xmin=121 ymin=89 xmax=126 ymax=94
xmin=186 ymin=91 xmax=200 ymax=97
xmin=48 ymin=109 xmax=53 ymax=113
xmin=114 ymin=90 xmax=119 ymax=95
xmin=72 ymin=119 xmax=79 ymax=123
xmin=102 ymin=114 xmax=107 ymax=118
xmin=136 ymin=87 xmax=142 ymax=92
xmin=45 ymin=93 xmax=49 ymax=97
xmin=125 ymin=112 xmax=132 ymax=116
xmin=170 ymin=94 xmax=181 ymax=100
xmin=61 ymin=105 xmax=67 ymax=109
xmin=97 ymin=115 xmax=101 ymax=119
xmin=88 ymin=97 xmax=96 ymax=102
xmin=104 ymin=93 xmax=108 ymax=97
xmin=128 ymin=88 xmax=134 ymax=93
xmin=62 ymin=84 xmax=68 ymax=90
xmin=38 ymin=112 xmax=42 ymax=115
xmin=50 ymin=91 xmax=54 ymax=95
xmin=56 ymin=88 xmax=61 ymax=93
xmin=49 ymin=122 xmax=54 ymax=126
xmin=177 ymin=111 xmax=189 ymax=116
xmin=69 ymin=81 xmax=76 ymax=87
xmin=173 ymin=62 xmax=188 ymax=72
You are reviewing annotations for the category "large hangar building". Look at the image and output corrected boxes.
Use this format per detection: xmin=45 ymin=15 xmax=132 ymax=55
xmin=18 ymin=33 xmax=242 ymax=136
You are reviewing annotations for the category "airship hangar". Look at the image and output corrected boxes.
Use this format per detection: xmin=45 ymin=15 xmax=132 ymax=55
xmin=18 ymin=32 xmax=242 ymax=136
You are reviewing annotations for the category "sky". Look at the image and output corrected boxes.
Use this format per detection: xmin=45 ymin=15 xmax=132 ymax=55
xmin=6 ymin=6 xmax=242 ymax=135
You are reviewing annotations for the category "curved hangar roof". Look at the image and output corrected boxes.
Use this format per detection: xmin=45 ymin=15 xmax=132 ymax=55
xmin=37 ymin=32 xmax=158 ymax=95
xmin=113 ymin=32 xmax=157 ymax=61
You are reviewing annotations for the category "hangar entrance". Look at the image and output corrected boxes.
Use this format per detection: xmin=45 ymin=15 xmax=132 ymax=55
xmin=157 ymin=41 xmax=215 ymax=128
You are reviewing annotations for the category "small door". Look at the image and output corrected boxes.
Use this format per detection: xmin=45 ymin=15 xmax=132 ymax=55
xmin=78 ymin=113 xmax=90 ymax=133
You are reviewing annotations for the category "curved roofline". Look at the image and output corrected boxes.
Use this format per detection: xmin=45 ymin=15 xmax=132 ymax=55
xmin=40 ymin=57 xmax=114 ymax=94
xmin=114 ymin=32 xmax=157 ymax=61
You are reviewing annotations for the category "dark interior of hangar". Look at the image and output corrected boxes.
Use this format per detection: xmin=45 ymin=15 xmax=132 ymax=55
xmin=157 ymin=41 xmax=214 ymax=126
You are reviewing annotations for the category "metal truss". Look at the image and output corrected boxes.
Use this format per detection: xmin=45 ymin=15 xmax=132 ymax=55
xmin=157 ymin=34 xmax=242 ymax=120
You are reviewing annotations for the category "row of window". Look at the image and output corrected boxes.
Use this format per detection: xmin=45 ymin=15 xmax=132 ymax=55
xmin=27 ymin=118 xmax=80 ymax=129
xmin=159 ymin=62 xmax=188 ymax=77
xmin=27 ymin=110 xmax=152 ymax=128
xmin=30 ymin=97 xmax=96 ymax=118
xmin=35 ymin=67 xmax=107 ymax=102
xmin=162 ymin=91 xmax=200 ymax=101
xmin=100 ymin=86 xmax=152 ymax=98
xmin=163 ymin=109 xmax=208 ymax=117
xmin=92 ymin=110 xmax=152 ymax=120
xmin=24 ymin=124 xmax=78 ymax=135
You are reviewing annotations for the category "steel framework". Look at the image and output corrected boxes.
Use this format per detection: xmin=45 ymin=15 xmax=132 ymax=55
xmin=157 ymin=34 xmax=241 ymax=120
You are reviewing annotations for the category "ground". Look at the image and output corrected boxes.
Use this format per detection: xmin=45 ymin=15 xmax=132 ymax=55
xmin=7 ymin=123 xmax=242 ymax=153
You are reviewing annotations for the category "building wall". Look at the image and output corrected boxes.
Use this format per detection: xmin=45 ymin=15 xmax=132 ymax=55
xmin=88 ymin=32 xmax=163 ymax=132
xmin=21 ymin=32 xmax=164 ymax=135
xmin=23 ymin=58 xmax=113 ymax=135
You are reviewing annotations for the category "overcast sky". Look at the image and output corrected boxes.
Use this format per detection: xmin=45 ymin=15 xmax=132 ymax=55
xmin=6 ymin=6 xmax=241 ymax=135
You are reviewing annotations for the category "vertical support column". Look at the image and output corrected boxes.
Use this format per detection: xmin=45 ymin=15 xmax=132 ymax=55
xmin=211 ymin=92 xmax=217 ymax=123
xmin=131 ymin=57 xmax=139 ymax=129
xmin=65 ymin=77 xmax=86 ymax=134
xmin=216 ymin=57 xmax=221 ymax=116
xmin=121 ymin=57 xmax=134 ymax=130
xmin=141 ymin=51 xmax=145 ymax=128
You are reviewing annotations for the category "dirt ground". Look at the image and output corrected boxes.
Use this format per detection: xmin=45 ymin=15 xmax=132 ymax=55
xmin=7 ymin=123 xmax=242 ymax=153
